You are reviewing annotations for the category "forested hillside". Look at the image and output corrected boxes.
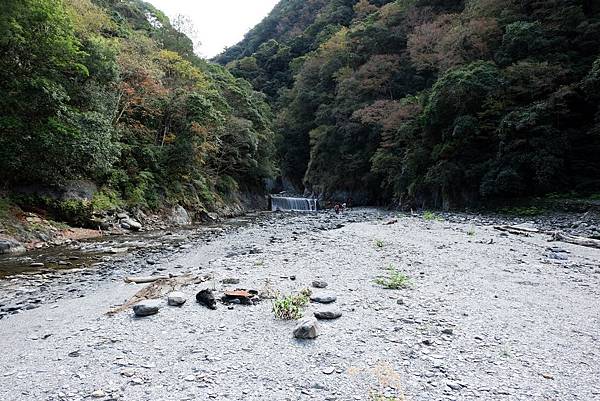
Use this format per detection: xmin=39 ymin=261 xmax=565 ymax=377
xmin=0 ymin=0 xmax=275 ymax=221
xmin=219 ymin=0 xmax=600 ymax=208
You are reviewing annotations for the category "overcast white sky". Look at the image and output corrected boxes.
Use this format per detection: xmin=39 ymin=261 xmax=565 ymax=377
xmin=147 ymin=0 xmax=279 ymax=58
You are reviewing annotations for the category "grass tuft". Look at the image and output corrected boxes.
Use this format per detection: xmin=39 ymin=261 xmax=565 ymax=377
xmin=423 ymin=211 xmax=443 ymax=221
xmin=375 ymin=266 xmax=410 ymax=290
xmin=272 ymin=288 xmax=311 ymax=320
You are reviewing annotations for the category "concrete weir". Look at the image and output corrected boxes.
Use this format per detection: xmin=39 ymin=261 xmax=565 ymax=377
xmin=269 ymin=196 xmax=318 ymax=212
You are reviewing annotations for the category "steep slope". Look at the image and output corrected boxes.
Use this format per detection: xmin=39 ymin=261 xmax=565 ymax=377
xmin=0 ymin=0 xmax=275 ymax=224
xmin=220 ymin=0 xmax=600 ymax=207
xmin=215 ymin=0 xmax=397 ymax=104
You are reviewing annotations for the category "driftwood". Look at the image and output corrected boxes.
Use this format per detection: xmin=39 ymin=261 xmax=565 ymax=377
xmin=493 ymin=224 xmax=540 ymax=236
xmin=494 ymin=223 xmax=600 ymax=249
xmin=124 ymin=275 xmax=170 ymax=284
xmin=551 ymin=232 xmax=600 ymax=249
xmin=107 ymin=274 xmax=210 ymax=315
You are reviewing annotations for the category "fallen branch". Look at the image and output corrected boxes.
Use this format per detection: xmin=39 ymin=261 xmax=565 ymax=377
xmin=107 ymin=274 xmax=210 ymax=315
xmin=551 ymin=232 xmax=600 ymax=249
xmin=493 ymin=225 xmax=539 ymax=236
xmin=124 ymin=275 xmax=170 ymax=284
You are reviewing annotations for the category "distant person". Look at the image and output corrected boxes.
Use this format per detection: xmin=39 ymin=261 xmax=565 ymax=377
xmin=334 ymin=203 xmax=341 ymax=214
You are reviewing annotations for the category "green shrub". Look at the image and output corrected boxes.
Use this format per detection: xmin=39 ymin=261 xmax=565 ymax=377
xmin=91 ymin=189 xmax=123 ymax=212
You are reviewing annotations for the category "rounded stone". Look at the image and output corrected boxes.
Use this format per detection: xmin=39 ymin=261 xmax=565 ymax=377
xmin=133 ymin=300 xmax=161 ymax=317
xmin=293 ymin=317 xmax=319 ymax=339
xmin=314 ymin=308 xmax=342 ymax=320
xmin=167 ymin=291 xmax=187 ymax=306
xmin=310 ymin=292 xmax=337 ymax=304
xmin=312 ymin=280 xmax=328 ymax=289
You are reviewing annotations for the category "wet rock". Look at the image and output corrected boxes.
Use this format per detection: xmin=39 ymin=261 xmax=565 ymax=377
xmin=442 ymin=328 xmax=454 ymax=335
xmin=312 ymin=280 xmax=328 ymax=289
xmin=293 ymin=317 xmax=319 ymax=339
xmin=196 ymin=289 xmax=217 ymax=310
xmin=117 ymin=212 xmax=128 ymax=220
xmin=221 ymin=278 xmax=240 ymax=285
xmin=167 ymin=292 xmax=186 ymax=306
xmin=314 ymin=308 xmax=342 ymax=320
xmin=310 ymin=292 xmax=337 ymax=304
xmin=133 ymin=300 xmax=161 ymax=317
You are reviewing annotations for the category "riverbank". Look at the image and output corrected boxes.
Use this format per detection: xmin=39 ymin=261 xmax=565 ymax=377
xmin=0 ymin=188 xmax=268 ymax=256
xmin=1 ymin=209 xmax=599 ymax=400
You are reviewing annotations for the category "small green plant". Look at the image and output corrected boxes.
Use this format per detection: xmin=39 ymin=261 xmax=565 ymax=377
xmin=467 ymin=226 xmax=476 ymax=236
xmin=374 ymin=239 xmax=384 ymax=248
xmin=369 ymin=392 xmax=402 ymax=401
xmin=272 ymin=289 xmax=311 ymax=320
xmin=375 ymin=266 xmax=410 ymax=290
xmin=423 ymin=211 xmax=443 ymax=221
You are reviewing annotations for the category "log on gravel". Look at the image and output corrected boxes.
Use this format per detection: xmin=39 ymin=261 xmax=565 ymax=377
xmin=107 ymin=274 xmax=210 ymax=315
xmin=551 ymin=232 xmax=600 ymax=249
xmin=493 ymin=225 xmax=539 ymax=236
xmin=124 ymin=275 xmax=170 ymax=284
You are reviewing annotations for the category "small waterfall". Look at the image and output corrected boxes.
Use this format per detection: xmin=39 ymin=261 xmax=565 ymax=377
xmin=270 ymin=196 xmax=318 ymax=212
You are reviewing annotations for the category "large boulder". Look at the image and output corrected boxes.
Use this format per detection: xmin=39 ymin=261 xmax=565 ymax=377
xmin=170 ymin=205 xmax=192 ymax=226
xmin=60 ymin=180 xmax=98 ymax=202
xmin=121 ymin=218 xmax=142 ymax=231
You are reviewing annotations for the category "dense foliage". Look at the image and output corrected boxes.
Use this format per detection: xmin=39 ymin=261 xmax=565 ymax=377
xmin=219 ymin=0 xmax=600 ymax=208
xmin=0 ymin=0 xmax=275 ymax=213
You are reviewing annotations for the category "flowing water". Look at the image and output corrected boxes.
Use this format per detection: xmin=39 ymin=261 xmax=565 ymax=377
xmin=270 ymin=196 xmax=318 ymax=212
xmin=0 ymin=214 xmax=263 ymax=279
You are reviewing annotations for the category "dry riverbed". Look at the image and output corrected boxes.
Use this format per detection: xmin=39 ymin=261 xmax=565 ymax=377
xmin=1 ymin=209 xmax=599 ymax=401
